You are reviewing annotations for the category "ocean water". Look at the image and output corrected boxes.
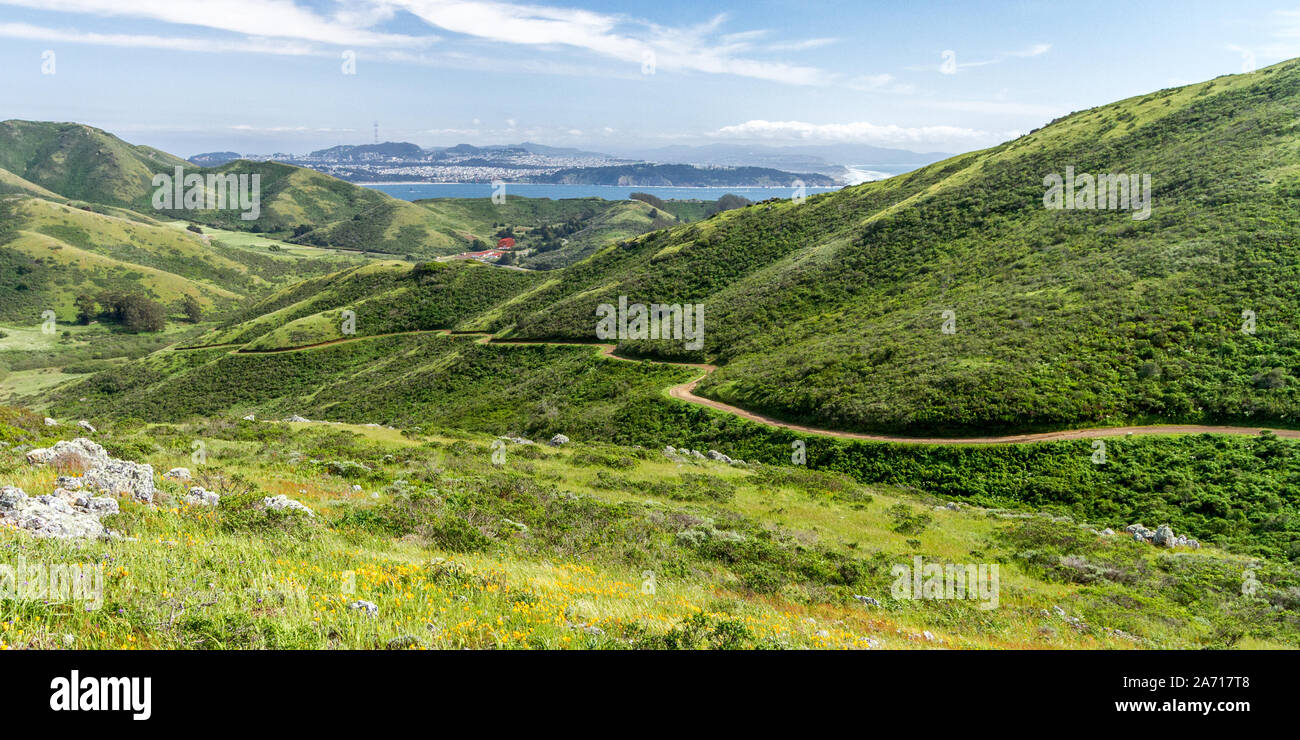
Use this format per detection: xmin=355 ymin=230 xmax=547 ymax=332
xmin=364 ymin=183 xmax=844 ymax=202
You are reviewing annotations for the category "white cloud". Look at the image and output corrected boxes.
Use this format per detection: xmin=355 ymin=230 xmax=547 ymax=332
xmin=0 ymin=0 xmax=871 ymax=87
xmin=913 ymin=42 xmax=1051 ymax=74
xmin=0 ymin=21 xmax=320 ymax=55
xmin=229 ymin=125 xmax=355 ymax=132
xmin=0 ymin=0 xmax=429 ymax=47
xmin=381 ymin=0 xmax=831 ymax=85
xmin=713 ymin=119 xmax=1011 ymax=148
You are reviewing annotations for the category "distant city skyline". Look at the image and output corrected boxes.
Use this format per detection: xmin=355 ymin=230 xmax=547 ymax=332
xmin=1 ymin=0 xmax=1295 ymax=157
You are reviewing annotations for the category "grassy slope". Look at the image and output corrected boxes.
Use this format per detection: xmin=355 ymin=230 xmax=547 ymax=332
xmin=0 ymin=195 xmax=357 ymax=322
xmin=0 ymin=410 xmax=1293 ymax=649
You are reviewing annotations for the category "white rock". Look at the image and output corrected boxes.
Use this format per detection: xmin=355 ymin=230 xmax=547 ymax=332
xmin=44 ymin=417 xmax=57 ymax=427
xmin=163 ymin=467 xmax=192 ymax=482
xmin=184 ymin=487 xmax=219 ymax=506
xmin=261 ymin=494 xmax=313 ymax=517
xmin=348 ymin=600 xmax=378 ymax=616
xmin=77 ymin=420 xmax=96 ymax=434
xmin=548 ymin=434 xmax=570 ymax=447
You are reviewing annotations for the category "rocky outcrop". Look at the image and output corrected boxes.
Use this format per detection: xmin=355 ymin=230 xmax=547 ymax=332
xmin=0 ymin=485 xmax=118 ymax=539
xmin=26 ymin=438 xmax=110 ymax=471
xmin=548 ymin=434 xmax=570 ymax=446
xmin=1126 ymin=523 xmax=1200 ymax=549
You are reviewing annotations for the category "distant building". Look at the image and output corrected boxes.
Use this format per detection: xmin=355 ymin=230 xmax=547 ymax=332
xmin=496 ymin=237 xmax=516 ymax=249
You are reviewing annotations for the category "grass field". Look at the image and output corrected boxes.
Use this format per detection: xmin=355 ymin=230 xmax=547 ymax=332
xmin=0 ymin=411 xmax=1295 ymax=650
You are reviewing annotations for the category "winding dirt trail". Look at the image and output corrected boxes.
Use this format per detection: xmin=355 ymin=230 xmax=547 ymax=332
xmin=172 ymin=330 xmax=1300 ymax=445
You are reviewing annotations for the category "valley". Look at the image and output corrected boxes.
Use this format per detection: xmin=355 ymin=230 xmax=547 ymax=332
xmin=4 ymin=59 xmax=1300 ymax=654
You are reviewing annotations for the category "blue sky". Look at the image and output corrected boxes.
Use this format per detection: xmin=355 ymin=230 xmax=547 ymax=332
xmin=0 ymin=0 xmax=1296 ymax=156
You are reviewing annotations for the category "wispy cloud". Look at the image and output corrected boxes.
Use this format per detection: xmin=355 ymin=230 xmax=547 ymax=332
xmin=913 ymin=42 xmax=1051 ymax=74
xmin=0 ymin=21 xmax=320 ymax=56
xmin=0 ymin=0 xmax=428 ymax=47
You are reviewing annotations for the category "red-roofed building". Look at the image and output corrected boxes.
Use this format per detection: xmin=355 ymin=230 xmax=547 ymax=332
xmin=496 ymin=237 xmax=516 ymax=249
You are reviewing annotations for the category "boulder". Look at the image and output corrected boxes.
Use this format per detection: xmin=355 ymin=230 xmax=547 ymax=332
xmin=163 ymin=467 xmax=192 ymax=482
xmin=83 ymin=459 xmax=156 ymax=504
xmin=242 ymin=414 xmax=256 ymax=421
xmin=262 ymin=495 xmax=313 ymax=517
xmin=706 ymin=450 xmax=733 ymax=463
xmin=284 ymin=415 xmax=311 ymax=423
xmin=184 ymin=487 xmax=219 ymax=507
xmin=77 ymin=420 xmax=96 ymax=434
xmin=1152 ymin=525 xmax=1177 ymax=547
xmin=548 ymin=434 xmax=570 ymax=447
xmin=348 ymin=600 xmax=378 ymax=617
xmin=44 ymin=417 xmax=57 ymax=427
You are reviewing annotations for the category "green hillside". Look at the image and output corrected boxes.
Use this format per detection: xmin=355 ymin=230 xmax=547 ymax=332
xmin=493 ymin=59 xmax=1300 ymax=436
xmin=0 ymin=120 xmax=189 ymax=205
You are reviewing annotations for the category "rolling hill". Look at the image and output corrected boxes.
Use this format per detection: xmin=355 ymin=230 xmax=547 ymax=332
xmin=26 ymin=60 xmax=1300 ymax=565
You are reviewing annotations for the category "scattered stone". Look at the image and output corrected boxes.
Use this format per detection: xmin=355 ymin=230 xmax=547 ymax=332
xmin=284 ymin=415 xmax=311 ymax=423
xmin=261 ymin=494 xmax=313 ymax=517
xmin=548 ymin=434 xmax=570 ymax=447
xmin=351 ymin=484 xmax=363 ymax=493
xmin=348 ymin=600 xmax=378 ymax=617
xmin=242 ymin=414 xmax=256 ymax=421
xmin=1100 ymin=528 xmax=1114 ymax=536
xmin=853 ymin=595 xmax=881 ymax=608
xmin=498 ymin=435 xmax=534 ymax=445
xmin=77 ymin=420 xmax=96 ymax=434
xmin=1126 ymin=522 xmax=1197 ymax=549
xmin=163 ymin=467 xmax=192 ymax=482
xmin=184 ymin=487 xmax=220 ymax=507
xmin=44 ymin=417 xmax=57 ymax=427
